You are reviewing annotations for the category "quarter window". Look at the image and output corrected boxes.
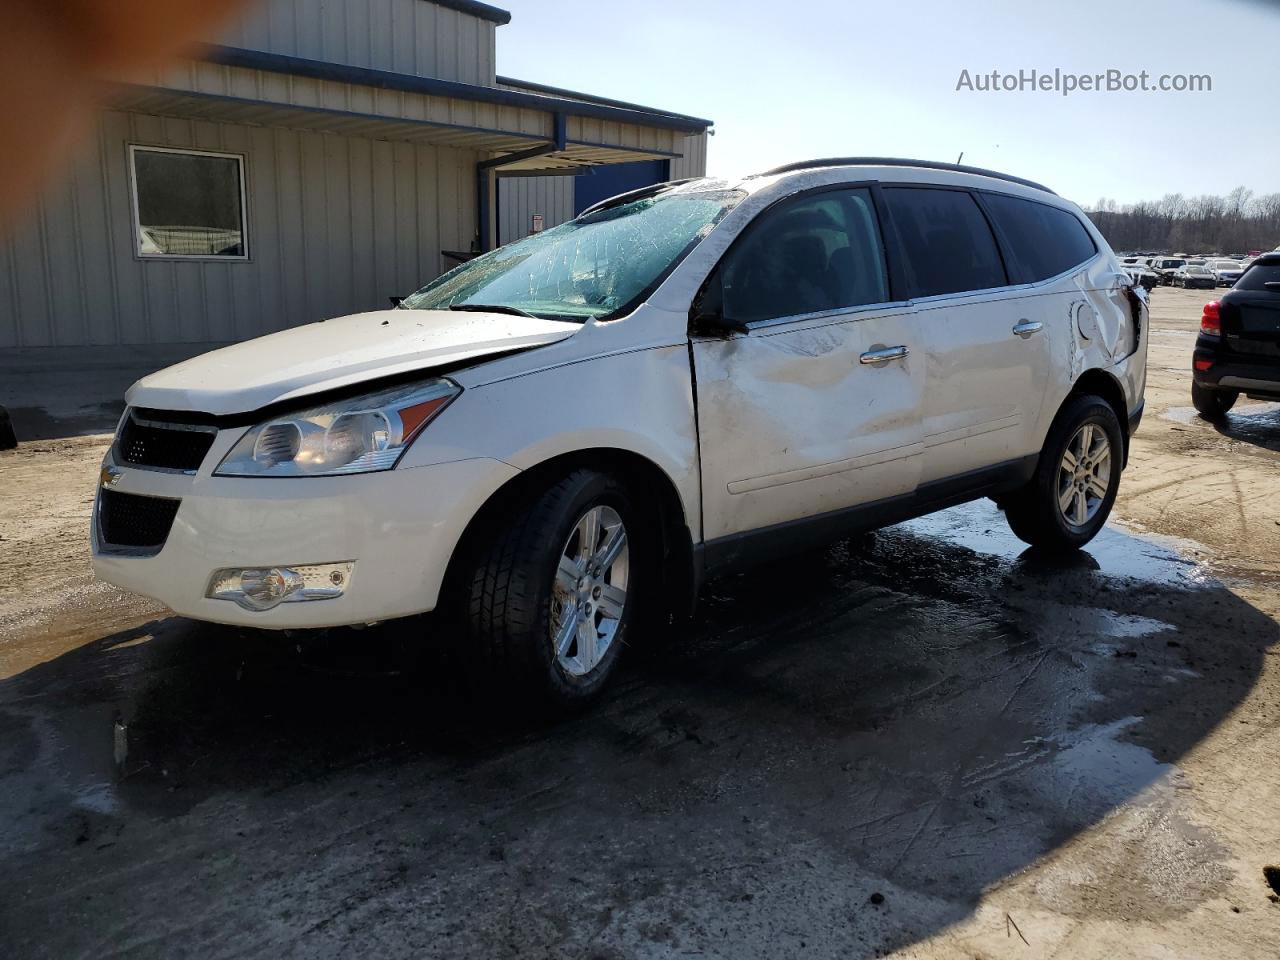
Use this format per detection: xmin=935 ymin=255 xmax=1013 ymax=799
xmin=883 ymin=188 xmax=1007 ymax=298
xmin=716 ymin=188 xmax=889 ymax=325
xmin=129 ymin=146 xmax=247 ymax=259
xmin=982 ymin=193 xmax=1097 ymax=283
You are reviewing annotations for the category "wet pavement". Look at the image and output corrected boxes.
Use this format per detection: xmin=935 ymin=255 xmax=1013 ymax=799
xmin=1163 ymin=401 xmax=1280 ymax=455
xmin=2 ymin=499 xmax=1276 ymax=958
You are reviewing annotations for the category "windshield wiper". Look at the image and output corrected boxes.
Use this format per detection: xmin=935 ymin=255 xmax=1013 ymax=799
xmin=448 ymin=303 xmax=539 ymax=319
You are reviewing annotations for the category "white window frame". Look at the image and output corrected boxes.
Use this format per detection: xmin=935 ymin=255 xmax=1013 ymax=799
xmin=127 ymin=144 xmax=250 ymax=261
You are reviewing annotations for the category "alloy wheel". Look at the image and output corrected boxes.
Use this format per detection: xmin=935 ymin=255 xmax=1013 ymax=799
xmin=1057 ymin=423 xmax=1112 ymax=529
xmin=549 ymin=505 xmax=629 ymax=677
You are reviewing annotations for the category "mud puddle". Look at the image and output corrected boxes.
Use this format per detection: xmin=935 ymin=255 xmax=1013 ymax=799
xmin=885 ymin=499 xmax=1214 ymax=588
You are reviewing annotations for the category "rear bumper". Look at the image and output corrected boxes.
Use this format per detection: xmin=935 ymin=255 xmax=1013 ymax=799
xmin=1192 ymin=345 xmax=1280 ymax=398
xmin=92 ymin=454 xmax=520 ymax=628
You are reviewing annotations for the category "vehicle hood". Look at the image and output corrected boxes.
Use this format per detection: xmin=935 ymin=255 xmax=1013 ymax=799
xmin=126 ymin=309 xmax=581 ymax=415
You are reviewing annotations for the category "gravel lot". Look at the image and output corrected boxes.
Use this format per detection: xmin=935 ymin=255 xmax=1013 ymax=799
xmin=2 ymin=287 xmax=1278 ymax=958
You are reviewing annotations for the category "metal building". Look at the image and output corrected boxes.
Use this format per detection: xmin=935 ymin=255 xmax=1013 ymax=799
xmin=494 ymin=77 xmax=710 ymax=246
xmin=0 ymin=0 xmax=711 ymax=356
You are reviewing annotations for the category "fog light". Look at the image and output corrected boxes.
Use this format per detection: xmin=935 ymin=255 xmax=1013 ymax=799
xmin=207 ymin=561 xmax=356 ymax=612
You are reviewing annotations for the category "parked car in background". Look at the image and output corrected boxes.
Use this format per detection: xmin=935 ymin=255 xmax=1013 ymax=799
xmin=1123 ymin=264 xmax=1159 ymax=291
xmin=1152 ymin=257 xmax=1187 ymax=285
xmin=1192 ymin=252 xmax=1280 ymax=419
xmin=1210 ymin=259 xmax=1247 ymax=287
xmin=1174 ymin=264 xmax=1218 ymax=289
xmin=91 ymin=160 xmax=1147 ymax=705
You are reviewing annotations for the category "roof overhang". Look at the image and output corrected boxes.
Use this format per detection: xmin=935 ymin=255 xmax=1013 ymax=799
xmin=107 ymin=46 xmax=706 ymax=175
xmin=109 ymin=86 xmax=679 ymax=172
xmin=204 ymin=46 xmax=710 ymax=134
xmin=431 ymin=0 xmax=511 ymax=25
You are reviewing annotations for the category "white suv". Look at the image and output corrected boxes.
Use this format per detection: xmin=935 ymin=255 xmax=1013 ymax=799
xmin=93 ymin=159 xmax=1148 ymax=704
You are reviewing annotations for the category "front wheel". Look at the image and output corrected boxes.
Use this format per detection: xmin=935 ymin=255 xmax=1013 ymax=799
xmin=461 ymin=469 xmax=649 ymax=707
xmin=1191 ymin=381 xmax=1237 ymax=420
xmin=1003 ymin=395 xmax=1123 ymax=551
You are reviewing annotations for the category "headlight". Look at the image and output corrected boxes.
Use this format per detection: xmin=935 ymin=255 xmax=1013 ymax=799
xmin=214 ymin=378 xmax=460 ymax=477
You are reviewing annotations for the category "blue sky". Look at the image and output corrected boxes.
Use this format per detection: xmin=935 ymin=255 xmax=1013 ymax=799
xmin=495 ymin=0 xmax=1279 ymax=208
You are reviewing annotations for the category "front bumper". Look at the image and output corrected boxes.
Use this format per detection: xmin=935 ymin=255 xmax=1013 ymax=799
xmin=92 ymin=454 xmax=519 ymax=628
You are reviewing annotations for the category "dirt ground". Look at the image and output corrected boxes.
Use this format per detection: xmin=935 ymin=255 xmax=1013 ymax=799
xmin=1 ymin=288 xmax=1278 ymax=959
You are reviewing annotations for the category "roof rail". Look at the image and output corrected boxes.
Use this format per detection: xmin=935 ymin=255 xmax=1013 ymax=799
xmin=577 ymin=178 xmax=702 ymax=218
xmin=757 ymin=157 xmax=1057 ymax=196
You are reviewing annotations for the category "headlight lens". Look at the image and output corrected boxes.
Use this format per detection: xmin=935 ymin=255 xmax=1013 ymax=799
xmin=214 ymin=378 xmax=460 ymax=477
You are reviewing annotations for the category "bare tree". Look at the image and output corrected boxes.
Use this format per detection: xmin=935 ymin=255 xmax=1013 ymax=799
xmin=1084 ymin=187 xmax=1278 ymax=254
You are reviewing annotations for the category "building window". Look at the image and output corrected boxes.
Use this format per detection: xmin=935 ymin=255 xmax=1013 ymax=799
xmin=128 ymin=145 xmax=248 ymax=259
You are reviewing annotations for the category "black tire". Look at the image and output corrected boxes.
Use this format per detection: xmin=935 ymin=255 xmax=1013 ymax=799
xmin=1191 ymin=381 xmax=1237 ymax=420
xmin=1003 ymin=395 xmax=1124 ymax=551
xmin=461 ymin=468 xmax=651 ymax=707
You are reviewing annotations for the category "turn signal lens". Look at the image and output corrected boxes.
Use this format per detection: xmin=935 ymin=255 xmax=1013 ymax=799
xmin=1200 ymin=300 xmax=1221 ymax=336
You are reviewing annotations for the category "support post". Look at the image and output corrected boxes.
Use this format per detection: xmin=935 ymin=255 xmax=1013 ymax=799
xmin=474 ymin=113 xmax=568 ymax=253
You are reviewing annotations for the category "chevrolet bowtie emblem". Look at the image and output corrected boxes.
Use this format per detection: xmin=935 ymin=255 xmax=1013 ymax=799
xmin=100 ymin=465 xmax=123 ymax=488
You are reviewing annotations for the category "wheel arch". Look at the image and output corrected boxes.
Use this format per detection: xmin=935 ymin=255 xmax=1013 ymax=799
xmin=1065 ymin=367 xmax=1131 ymax=465
xmin=441 ymin=447 xmax=698 ymax=624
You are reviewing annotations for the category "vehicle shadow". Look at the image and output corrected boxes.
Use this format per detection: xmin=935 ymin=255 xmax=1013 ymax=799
xmin=0 ymin=502 xmax=1275 ymax=958
xmin=1207 ymin=401 xmax=1280 ymax=453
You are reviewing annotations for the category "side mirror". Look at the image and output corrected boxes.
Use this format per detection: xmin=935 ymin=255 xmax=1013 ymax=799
xmin=691 ymin=307 xmax=749 ymax=337
xmin=689 ymin=273 xmax=748 ymax=337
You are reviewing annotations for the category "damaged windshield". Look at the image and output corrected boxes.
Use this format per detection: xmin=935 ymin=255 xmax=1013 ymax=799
xmin=400 ymin=187 xmax=744 ymax=321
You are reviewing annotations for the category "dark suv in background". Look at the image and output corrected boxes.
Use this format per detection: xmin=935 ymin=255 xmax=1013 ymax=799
xmin=1152 ymin=257 xmax=1187 ymax=285
xmin=1192 ymin=252 xmax=1280 ymax=418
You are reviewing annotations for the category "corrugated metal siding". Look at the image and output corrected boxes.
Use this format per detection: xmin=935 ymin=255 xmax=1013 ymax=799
xmin=564 ymin=116 xmax=678 ymax=157
xmin=0 ymin=110 xmax=477 ymax=348
xmin=495 ymin=132 xmax=709 ymax=248
xmin=148 ymin=59 xmax=553 ymax=145
xmin=670 ymin=132 xmax=708 ymax=181
xmin=496 ymin=177 xmax=574 ymax=246
xmin=212 ymin=0 xmax=498 ymax=86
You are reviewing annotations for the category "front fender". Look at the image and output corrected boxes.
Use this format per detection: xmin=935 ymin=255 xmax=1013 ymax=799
xmin=398 ymin=345 xmax=702 ymax=540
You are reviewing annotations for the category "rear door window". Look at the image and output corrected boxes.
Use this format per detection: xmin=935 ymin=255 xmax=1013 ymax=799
xmin=982 ymin=193 xmax=1097 ymax=283
xmin=715 ymin=187 xmax=889 ymax=324
xmin=1235 ymin=262 xmax=1280 ymax=292
xmin=882 ymin=188 xmax=1007 ymax=298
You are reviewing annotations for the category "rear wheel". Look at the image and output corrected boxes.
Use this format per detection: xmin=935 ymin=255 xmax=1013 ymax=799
xmin=1191 ymin=381 xmax=1237 ymax=420
xmin=1003 ymin=395 xmax=1123 ymax=551
xmin=462 ymin=469 xmax=649 ymax=707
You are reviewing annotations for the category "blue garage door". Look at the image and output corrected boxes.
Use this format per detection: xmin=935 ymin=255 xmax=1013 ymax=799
xmin=573 ymin=160 xmax=671 ymax=216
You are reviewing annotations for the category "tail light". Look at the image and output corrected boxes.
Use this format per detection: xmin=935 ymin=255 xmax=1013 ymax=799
xmin=1200 ymin=300 xmax=1221 ymax=336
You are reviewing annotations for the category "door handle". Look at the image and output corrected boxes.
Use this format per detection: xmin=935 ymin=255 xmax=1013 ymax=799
xmin=859 ymin=345 xmax=909 ymax=365
xmin=1012 ymin=320 xmax=1044 ymax=339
